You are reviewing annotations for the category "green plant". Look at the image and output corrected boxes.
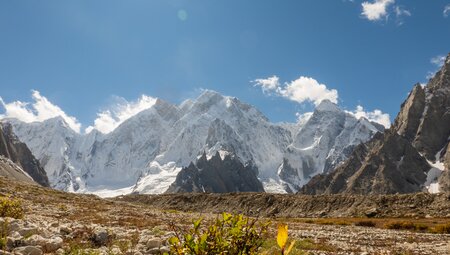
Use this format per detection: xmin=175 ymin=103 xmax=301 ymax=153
xmin=0 ymin=196 xmax=24 ymax=219
xmin=113 ymin=240 xmax=130 ymax=254
xmin=167 ymin=213 xmax=269 ymax=255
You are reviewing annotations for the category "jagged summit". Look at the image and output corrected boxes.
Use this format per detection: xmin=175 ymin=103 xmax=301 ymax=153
xmin=315 ymin=99 xmax=341 ymax=112
xmin=301 ymin=54 xmax=450 ymax=195
xmin=428 ymin=53 xmax=450 ymax=90
xmin=166 ymin=150 xmax=264 ymax=193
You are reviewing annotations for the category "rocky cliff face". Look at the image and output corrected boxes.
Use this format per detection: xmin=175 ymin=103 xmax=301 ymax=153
xmin=165 ymin=152 xmax=264 ymax=193
xmin=0 ymin=122 xmax=49 ymax=186
xmin=301 ymin=53 xmax=450 ymax=194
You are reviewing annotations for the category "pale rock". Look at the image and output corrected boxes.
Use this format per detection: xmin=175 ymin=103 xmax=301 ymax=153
xmin=12 ymin=246 xmax=43 ymax=255
xmin=146 ymin=238 xmax=164 ymax=249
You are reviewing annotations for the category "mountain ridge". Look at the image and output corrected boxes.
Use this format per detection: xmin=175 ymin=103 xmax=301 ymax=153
xmin=4 ymin=90 xmax=382 ymax=195
xmin=300 ymin=53 xmax=450 ymax=195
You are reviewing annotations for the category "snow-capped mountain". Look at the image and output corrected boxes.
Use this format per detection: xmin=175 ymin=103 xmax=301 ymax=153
xmin=300 ymin=53 xmax=450 ymax=195
xmin=3 ymin=90 xmax=383 ymax=195
xmin=278 ymin=100 xmax=381 ymax=192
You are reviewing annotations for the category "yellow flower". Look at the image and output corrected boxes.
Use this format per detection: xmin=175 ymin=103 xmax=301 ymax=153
xmin=277 ymin=223 xmax=288 ymax=249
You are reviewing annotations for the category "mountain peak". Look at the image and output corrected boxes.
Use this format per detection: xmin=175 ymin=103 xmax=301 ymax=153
xmin=315 ymin=99 xmax=341 ymax=112
xmin=196 ymin=90 xmax=225 ymax=102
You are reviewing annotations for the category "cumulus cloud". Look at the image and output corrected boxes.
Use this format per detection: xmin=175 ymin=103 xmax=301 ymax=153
xmin=253 ymin=76 xmax=280 ymax=93
xmin=0 ymin=90 xmax=81 ymax=133
xmin=85 ymin=95 xmax=157 ymax=134
xmin=347 ymin=105 xmax=391 ymax=128
xmin=253 ymin=75 xmax=338 ymax=106
xmin=444 ymin=4 xmax=450 ymax=17
xmin=254 ymin=75 xmax=390 ymax=127
xmin=361 ymin=0 xmax=395 ymax=21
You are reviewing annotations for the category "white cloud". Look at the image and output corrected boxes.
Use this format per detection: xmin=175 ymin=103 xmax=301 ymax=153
xmin=0 ymin=90 xmax=81 ymax=133
xmin=444 ymin=4 xmax=450 ymax=17
xmin=361 ymin=0 xmax=395 ymax=21
xmin=347 ymin=105 xmax=391 ymax=128
xmin=426 ymin=55 xmax=446 ymax=80
xmin=253 ymin=76 xmax=280 ymax=93
xmin=254 ymin=75 xmax=338 ymax=106
xmin=426 ymin=71 xmax=435 ymax=80
xmin=85 ymin=95 xmax=157 ymax=134
xmin=394 ymin=6 xmax=411 ymax=25
xmin=394 ymin=6 xmax=411 ymax=17
xmin=431 ymin=55 xmax=446 ymax=67
xmin=254 ymin=75 xmax=389 ymax=127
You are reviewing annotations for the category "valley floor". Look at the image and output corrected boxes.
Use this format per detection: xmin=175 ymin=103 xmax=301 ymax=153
xmin=0 ymin=177 xmax=449 ymax=254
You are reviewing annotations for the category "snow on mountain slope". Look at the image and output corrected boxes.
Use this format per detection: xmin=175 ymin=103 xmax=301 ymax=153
xmin=278 ymin=100 xmax=382 ymax=192
xmin=4 ymin=90 xmax=382 ymax=195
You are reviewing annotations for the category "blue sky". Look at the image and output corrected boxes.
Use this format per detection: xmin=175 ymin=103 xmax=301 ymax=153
xmin=0 ymin=0 xmax=449 ymax=133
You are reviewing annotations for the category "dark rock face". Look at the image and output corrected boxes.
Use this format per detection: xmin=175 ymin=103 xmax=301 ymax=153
xmin=166 ymin=152 xmax=264 ymax=193
xmin=393 ymin=84 xmax=426 ymax=142
xmin=301 ymin=53 xmax=450 ymax=195
xmin=394 ymin=58 xmax=450 ymax=160
xmin=0 ymin=122 xmax=49 ymax=186
xmin=301 ymin=131 xmax=429 ymax=194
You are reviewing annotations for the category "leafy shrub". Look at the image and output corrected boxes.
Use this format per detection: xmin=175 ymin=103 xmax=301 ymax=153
xmin=355 ymin=220 xmax=376 ymax=227
xmin=0 ymin=196 xmax=24 ymax=219
xmin=167 ymin=213 xmax=269 ymax=255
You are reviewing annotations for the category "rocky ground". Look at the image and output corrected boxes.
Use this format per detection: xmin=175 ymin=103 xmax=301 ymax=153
xmin=117 ymin=192 xmax=450 ymax=218
xmin=0 ymin=177 xmax=449 ymax=254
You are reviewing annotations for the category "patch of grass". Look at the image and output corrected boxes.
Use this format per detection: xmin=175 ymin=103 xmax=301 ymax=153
xmin=165 ymin=209 xmax=181 ymax=214
xmin=0 ymin=196 xmax=24 ymax=219
xmin=384 ymin=221 xmax=429 ymax=232
xmin=385 ymin=221 xmax=415 ymax=230
xmin=261 ymin=239 xmax=306 ymax=255
xmin=63 ymin=244 xmax=101 ymax=255
xmin=150 ymin=226 xmax=166 ymax=236
xmin=432 ymin=223 xmax=450 ymax=234
xmin=354 ymin=220 xmax=376 ymax=227
xmin=0 ymin=221 xmax=7 ymax=251
xmin=112 ymin=239 xmax=130 ymax=254
xmin=262 ymin=238 xmax=336 ymax=254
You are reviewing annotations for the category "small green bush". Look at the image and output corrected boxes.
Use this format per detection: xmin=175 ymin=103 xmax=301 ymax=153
xmin=0 ymin=196 xmax=24 ymax=219
xmin=167 ymin=213 xmax=270 ymax=255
